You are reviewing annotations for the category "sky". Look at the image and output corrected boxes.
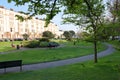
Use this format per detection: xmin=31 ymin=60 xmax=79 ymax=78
xmin=0 ymin=0 xmax=79 ymax=32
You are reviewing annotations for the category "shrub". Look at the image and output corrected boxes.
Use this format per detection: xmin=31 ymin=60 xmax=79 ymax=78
xmin=39 ymin=38 xmax=49 ymax=42
xmin=24 ymin=40 xmax=39 ymax=48
xmin=14 ymin=38 xmax=24 ymax=41
xmin=39 ymin=42 xmax=49 ymax=47
xmin=48 ymin=42 xmax=59 ymax=47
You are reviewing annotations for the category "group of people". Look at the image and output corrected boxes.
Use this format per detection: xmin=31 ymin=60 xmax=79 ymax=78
xmin=11 ymin=42 xmax=23 ymax=49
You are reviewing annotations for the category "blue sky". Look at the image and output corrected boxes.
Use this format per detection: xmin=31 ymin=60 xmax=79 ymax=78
xmin=0 ymin=0 xmax=79 ymax=32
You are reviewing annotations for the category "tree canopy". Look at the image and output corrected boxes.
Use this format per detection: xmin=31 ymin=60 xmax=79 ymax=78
xmin=63 ymin=30 xmax=75 ymax=40
xmin=107 ymin=0 xmax=120 ymax=40
xmin=42 ymin=31 xmax=55 ymax=39
xmin=8 ymin=0 xmax=61 ymax=27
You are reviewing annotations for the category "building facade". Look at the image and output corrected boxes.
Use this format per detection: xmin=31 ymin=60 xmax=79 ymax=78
xmin=0 ymin=6 xmax=59 ymax=40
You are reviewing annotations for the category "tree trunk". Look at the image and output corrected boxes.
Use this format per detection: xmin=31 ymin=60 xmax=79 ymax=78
xmin=94 ymin=40 xmax=97 ymax=63
xmin=84 ymin=0 xmax=98 ymax=63
xmin=93 ymin=25 xmax=98 ymax=63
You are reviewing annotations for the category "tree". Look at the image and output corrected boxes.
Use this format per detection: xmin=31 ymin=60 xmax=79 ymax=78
xmin=62 ymin=0 xmax=105 ymax=63
xmin=107 ymin=0 xmax=120 ymax=40
xmin=42 ymin=31 xmax=55 ymax=39
xmin=63 ymin=31 xmax=71 ymax=40
xmin=69 ymin=30 xmax=75 ymax=38
xmin=99 ymin=22 xmax=120 ymax=41
xmin=77 ymin=31 xmax=90 ymax=40
xmin=22 ymin=33 xmax=29 ymax=40
xmin=63 ymin=30 xmax=75 ymax=40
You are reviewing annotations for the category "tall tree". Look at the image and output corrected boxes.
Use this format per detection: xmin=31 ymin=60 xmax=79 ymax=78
xmin=69 ymin=30 xmax=75 ymax=38
xmin=107 ymin=0 xmax=120 ymax=40
xmin=63 ymin=31 xmax=71 ymax=40
xmin=62 ymin=0 xmax=105 ymax=63
xmin=107 ymin=0 xmax=120 ymax=22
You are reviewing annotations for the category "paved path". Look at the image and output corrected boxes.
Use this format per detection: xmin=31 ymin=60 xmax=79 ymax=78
xmin=0 ymin=43 xmax=115 ymax=74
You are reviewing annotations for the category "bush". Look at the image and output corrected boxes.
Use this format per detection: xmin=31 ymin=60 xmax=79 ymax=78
xmin=14 ymin=38 xmax=24 ymax=41
xmin=24 ymin=40 xmax=39 ymax=48
xmin=24 ymin=40 xmax=59 ymax=48
xmin=48 ymin=42 xmax=59 ymax=47
xmin=39 ymin=38 xmax=49 ymax=42
xmin=39 ymin=42 xmax=49 ymax=47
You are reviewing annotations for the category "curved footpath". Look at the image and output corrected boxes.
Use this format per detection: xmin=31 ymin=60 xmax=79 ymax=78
xmin=0 ymin=43 xmax=115 ymax=74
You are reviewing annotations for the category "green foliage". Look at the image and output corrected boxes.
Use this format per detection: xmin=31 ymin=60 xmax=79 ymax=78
xmin=107 ymin=0 xmax=120 ymax=21
xmin=7 ymin=0 xmax=61 ymax=27
xmin=109 ymin=40 xmax=120 ymax=50
xmin=63 ymin=30 xmax=75 ymax=40
xmin=63 ymin=31 xmax=71 ymax=40
xmin=42 ymin=31 xmax=55 ymax=39
xmin=39 ymin=38 xmax=49 ymax=42
xmin=39 ymin=41 xmax=49 ymax=47
xmin=62 ymin=0 xmax=105 ymax=63
xmin=48 ymin=42 xmax=60 ymax=47
xmin=24 ymin=40 xmax=39 ymax=48
xmin=107 ymin=0 xmax=120 ymax=40
xmin=69 ymin=30 xmax=75 ymax=37
xmin=39 ymin=41 xmax=59 ymax=47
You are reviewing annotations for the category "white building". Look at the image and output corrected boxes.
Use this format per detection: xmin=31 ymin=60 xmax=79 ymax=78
xmin=0 ymin=6 xmax=59 ymax=39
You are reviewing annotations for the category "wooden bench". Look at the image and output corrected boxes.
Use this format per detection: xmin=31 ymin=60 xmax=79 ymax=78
xmin=0 ymin=60 xmax=22 ymax=73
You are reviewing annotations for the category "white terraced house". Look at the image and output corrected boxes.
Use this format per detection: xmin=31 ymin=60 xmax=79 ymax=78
xmin=0 ymin=6 xmax=60 ymax=40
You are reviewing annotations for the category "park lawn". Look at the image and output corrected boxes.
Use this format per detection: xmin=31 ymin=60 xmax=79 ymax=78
xmin=0 ymin=41 xmax=106 ymax=64
xmin=0 ymin=41 xmax=23 ymax=52
xmin=0 ymin=44 xmax=119 ymax=80
xmin=0 ymin=42 xmax=15 ymax=52
xmin=0 ymin=40 xmax=90 ymax=52
xmin=108 ymin=40 xmax=120 ymax=50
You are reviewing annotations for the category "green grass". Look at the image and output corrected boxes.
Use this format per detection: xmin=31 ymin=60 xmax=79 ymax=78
xmin=0 ymin=41 xmax=23 ymax=52
xmin=0 ymin=42 xmax=119 ymax=80
xmin=0 ymin=41 xmax=106 ymax=64
xmin=108 ymin=40 xmax=120 ymax=50
xmin=0 ymin=42 xmax=14 ymax=52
